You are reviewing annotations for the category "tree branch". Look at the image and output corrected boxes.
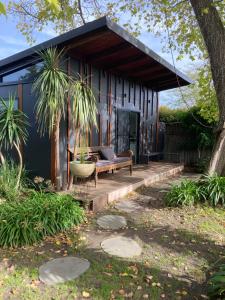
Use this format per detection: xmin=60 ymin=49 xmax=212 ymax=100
xmin=78 ymin=0 xmax=86 ymax=24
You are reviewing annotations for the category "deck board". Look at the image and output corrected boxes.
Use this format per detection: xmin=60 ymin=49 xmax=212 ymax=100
xmin=72 ymin=162 xmax=184 ymax=211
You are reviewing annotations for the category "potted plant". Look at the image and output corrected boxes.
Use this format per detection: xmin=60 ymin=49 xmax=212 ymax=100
xmin=69 ymin=146 xmax=96 ymax=178
xmin=68 ymin=77 xmax=98 ymax=186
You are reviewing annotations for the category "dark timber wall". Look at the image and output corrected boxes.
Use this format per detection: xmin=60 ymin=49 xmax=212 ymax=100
xmin=0 ymin=56 xmax=159 ymax=183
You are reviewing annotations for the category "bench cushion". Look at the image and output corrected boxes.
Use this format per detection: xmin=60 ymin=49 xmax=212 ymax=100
xmin=100 ymin=148 xmax=115 ymax=161
xmin=112 ymin=157 xmax=131 ymax=163
xmin=96 ymin=160 xmax=112 ymax=167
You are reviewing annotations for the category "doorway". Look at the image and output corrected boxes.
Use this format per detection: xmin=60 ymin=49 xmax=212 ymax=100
xmin=116 ymin=109 xmax=140 ymax=163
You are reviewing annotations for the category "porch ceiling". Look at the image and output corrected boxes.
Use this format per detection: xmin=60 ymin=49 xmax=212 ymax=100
xmin=66 ymin=28 xmax=191 ymax=91
xmin=0 ymin=17 xmax=192 ymax=91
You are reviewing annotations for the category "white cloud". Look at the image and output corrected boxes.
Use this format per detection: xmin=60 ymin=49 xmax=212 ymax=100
xmin=0 ymin=34 xmax=28 ymax=47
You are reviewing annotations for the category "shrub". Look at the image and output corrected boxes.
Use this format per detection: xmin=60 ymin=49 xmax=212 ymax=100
xmin=200 ymin=174 xmax=225 ymax=207
xmin=0 ymin=161 xmax=26 ymax=201
xmin=207 ymin=264 xmax=225 ymax=299
xmin=0 ymin=192 xmax=84 ymax=247
xmin=165 ymin=180 xmax=204 ymax=207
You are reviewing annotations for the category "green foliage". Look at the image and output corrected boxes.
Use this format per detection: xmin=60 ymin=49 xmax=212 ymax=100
xmin=200 ymin=174 xmax=225 ymax=207
xmin=0 ymin=161 xmax=26 ymax=201
xmin=0 ymin=193 xmax=84 ymax=247
xmin=32 ymin=48 xmax=69 ymax=137
xmin=207 ymin=264 xmax=225 ymax=299
xmin=159 ymin=105 xmax=215 ymax=151
xmin=165 ymin=174 xmax=225 ymax=208
xmin=70 ymin=77 xmax=98 ymax=132
xmin=0 ymin=1 xmax=6 ymax=15
xmin=165 ymin=180 xmax=203 ymax=207
xmin=0 ymin=95 xmax=29 ymax=150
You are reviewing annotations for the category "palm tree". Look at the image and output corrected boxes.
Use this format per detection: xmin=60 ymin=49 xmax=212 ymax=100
xmin=0 ymin=95 xmax=29 ymax=189
xmin=32 ymin=47 xmax=69 ymax=190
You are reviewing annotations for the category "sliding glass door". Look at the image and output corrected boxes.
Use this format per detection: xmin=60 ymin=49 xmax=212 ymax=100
xmin=116 ymin=109 xmax=139 ymax=163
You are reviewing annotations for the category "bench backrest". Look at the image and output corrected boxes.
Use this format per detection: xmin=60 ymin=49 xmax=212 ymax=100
xmin=68 ymin=146 xmax=111 ymax=160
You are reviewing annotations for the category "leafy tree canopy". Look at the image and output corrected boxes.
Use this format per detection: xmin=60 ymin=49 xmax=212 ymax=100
xmin=4 ymin=0 xmax=225 ymax=122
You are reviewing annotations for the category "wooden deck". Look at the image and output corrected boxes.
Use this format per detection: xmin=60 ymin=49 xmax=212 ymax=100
xmin=72 ymin=162 xmax=184 ymax=211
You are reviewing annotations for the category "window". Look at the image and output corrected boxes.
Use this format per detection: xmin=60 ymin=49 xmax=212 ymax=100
xmin=2 ymin=62 xmax=43 ymax=83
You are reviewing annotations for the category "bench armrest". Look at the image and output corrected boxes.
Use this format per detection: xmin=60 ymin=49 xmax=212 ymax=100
xmin=117 ymin=150 xmax=133 ymax=159
xmin=91 ymin=155 xmax=99 ymax=162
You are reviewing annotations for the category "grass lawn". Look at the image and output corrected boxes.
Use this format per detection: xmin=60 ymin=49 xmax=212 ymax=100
xmin=0 ymin=173 xmax=224 ymax=299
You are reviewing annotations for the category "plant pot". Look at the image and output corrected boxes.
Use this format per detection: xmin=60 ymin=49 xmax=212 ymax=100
xmin=69 ymin=161 xmax=96 ymax=178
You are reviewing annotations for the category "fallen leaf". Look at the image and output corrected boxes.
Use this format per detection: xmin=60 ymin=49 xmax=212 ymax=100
xmin=82 ymin=291 xmax=90 ymax=298
xmin=119 ymin=289 xmax=125 ymax=295
xmin=137 ymin=286 xmax=142 ymax=290
xmin=119 ymin=272 xmax=129 ymax=277
xmin=102 ymin=272 xmax=112 ymax=277
xmin=125 ymin=292 xmax=133 ymax=298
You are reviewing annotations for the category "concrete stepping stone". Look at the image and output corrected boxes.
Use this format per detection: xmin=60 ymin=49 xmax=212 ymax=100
xmin=97 ymin=215 xmax=127 ymax=230
xmin=101 ymin=236 xmax=142 ymax=258
xmin=115 ymin=200 xmax=142 ymax=213
xmin=39 ymin=257 xmax=90 ymax=285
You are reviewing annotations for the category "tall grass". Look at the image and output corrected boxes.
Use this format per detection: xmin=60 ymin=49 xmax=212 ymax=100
xmin=0 ymin=192 xmax=85 ymax=247
xmin=0 ymin=161 xmax=26 ymax=201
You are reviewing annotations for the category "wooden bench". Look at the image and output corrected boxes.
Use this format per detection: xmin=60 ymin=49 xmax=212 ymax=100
xmin=68 ymin=146 xmax=133 ymax=187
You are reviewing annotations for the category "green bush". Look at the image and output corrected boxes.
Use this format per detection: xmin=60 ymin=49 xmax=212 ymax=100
xmin=165 ymin=180 xmax=204 ymax=207
xmin=165 ymin=174 xmax=225 ymax=208
xmin=0 ymin=192 xmax=84 ymax=247
xmin=207 ymin=264 xmax=225 ymax=299
xmin=0 ymin=161 xmax=26 ymax=201
xmin=200 ymin=174 xmax=225 ymax=207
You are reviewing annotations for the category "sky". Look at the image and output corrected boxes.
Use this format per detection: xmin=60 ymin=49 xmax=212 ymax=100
xmin=0 ymin=12 xmax=196 ymax=106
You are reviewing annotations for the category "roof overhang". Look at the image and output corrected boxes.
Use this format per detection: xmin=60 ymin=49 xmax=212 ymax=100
xmin=0 ymin=17 xmax=193 ymax=91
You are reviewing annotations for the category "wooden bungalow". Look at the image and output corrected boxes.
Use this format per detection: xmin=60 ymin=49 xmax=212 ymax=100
xmin=0 ymin=17 xmax=192 ymax=186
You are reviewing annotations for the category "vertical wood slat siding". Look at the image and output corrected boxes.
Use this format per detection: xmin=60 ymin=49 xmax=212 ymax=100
xmin=139 ymin=85 xmax=142 ymax=110
xmin=122 ymin=79 xmax=125 ymax=107
xmin=98 ymin=114 xmax=102 ymax=146
xmin=151 ymin=91 xmax=154 ymax=116
xmin=89 ymin=64 xmax=93 ymax=147
xmin=66 ymin=56 xmax=159 ymax=168
xmin=18 ymin=83 xmax=24 ymax=159
xmin=98 ymin=69 xmax=101 ymax=103
xmin=146 ymin=89 xmax=149 ymax=120
xmin=108 ymin=74 xmax=112 ymax=146
xmin=156 ymin=92 xmax=159 ymax=151
xmin=67 ymin=57 xmax=71 ymax=181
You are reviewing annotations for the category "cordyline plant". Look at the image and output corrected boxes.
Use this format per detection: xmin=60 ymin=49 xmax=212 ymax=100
xmin=0 ymin=95 xmax=29 ymax=190
xmin=33 ymin=47 xmax=97 ymax=190
xmin=32 ymin=47 xmax=69 ymax=190
xmin=70 ymin=75 xmax=98 ymax=159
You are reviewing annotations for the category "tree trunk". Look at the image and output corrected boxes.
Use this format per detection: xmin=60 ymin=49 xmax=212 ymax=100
xmin=190 ymin=0 xmax=225 ymax=175
xmin=67 ymin=128 xmax=80 ymax=190
xmin=55 ymin=117 xmax=61 ymax=191
xmin=13 ymin=142 xmax=23 ymax=190
xmin=73 ymin=128 xmax=80 ymax=161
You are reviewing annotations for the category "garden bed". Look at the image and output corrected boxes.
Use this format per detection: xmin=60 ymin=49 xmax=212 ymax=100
xmin=0 ymin=172 xmax=224 ymax=299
